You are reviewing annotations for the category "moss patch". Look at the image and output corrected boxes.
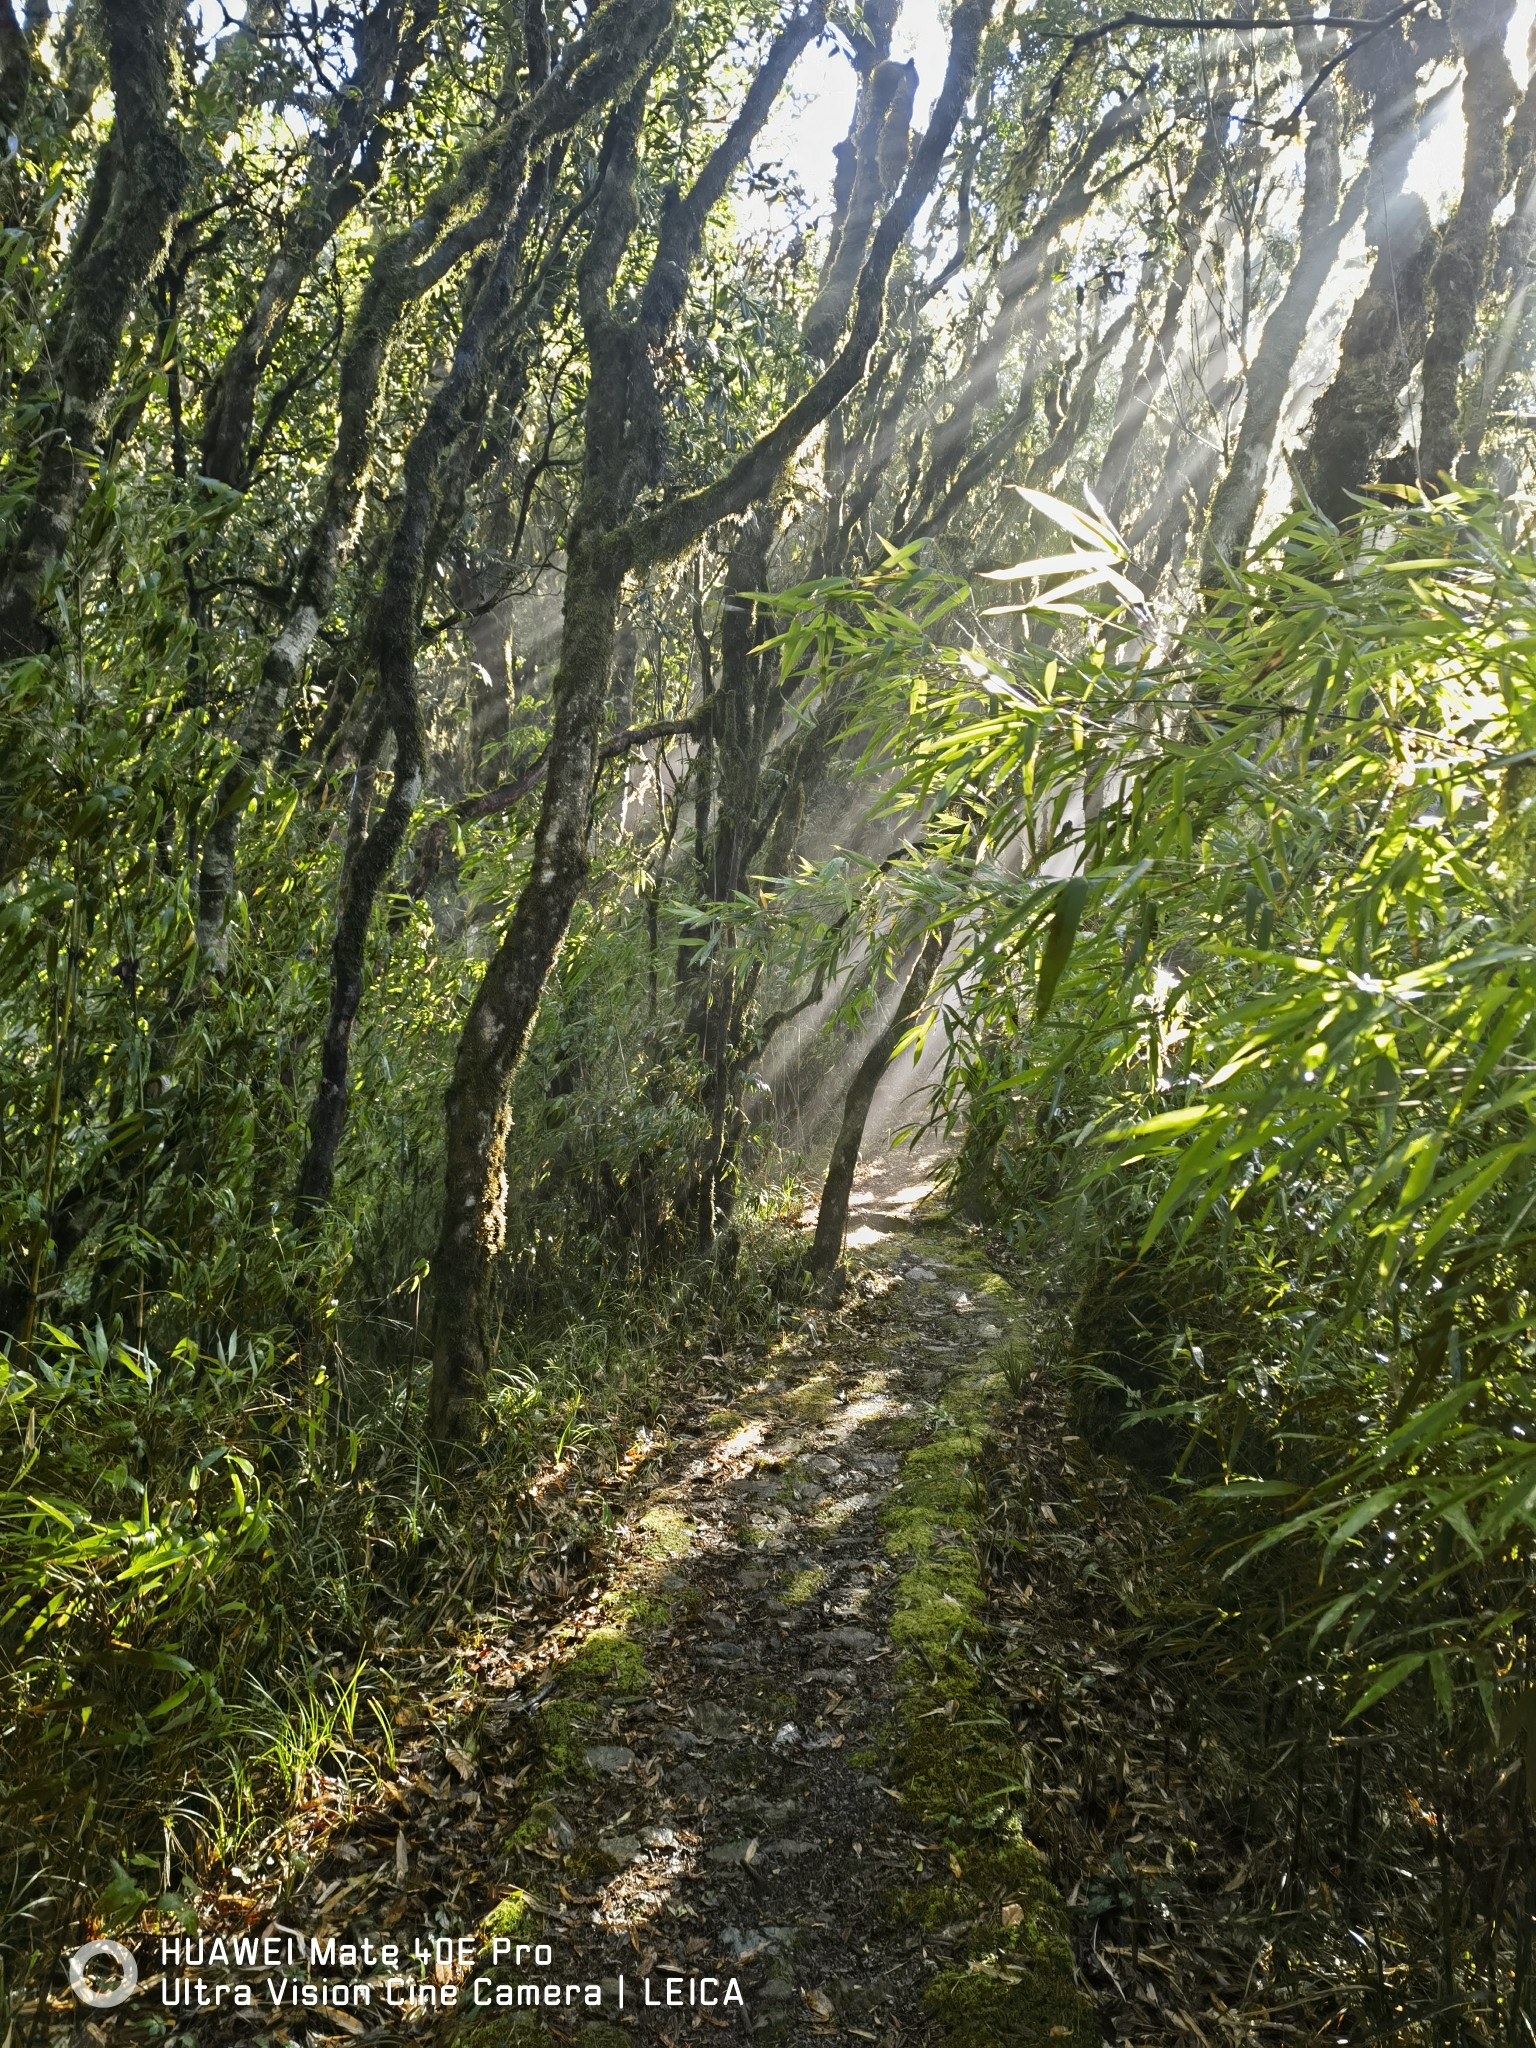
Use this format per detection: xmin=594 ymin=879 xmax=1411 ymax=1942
xmin=479 ymin=1889 xmax=537 ymax=1943
xmin=881 ymin=1255 xmax=1096 ymax=2048
xmin=781 ymin=1565 xmax=825 ymax=1605
xmin=635 ymin=1504 xmax=693 ymax=1559
xmin=500 ymin=1499 xmax=689 ymax=1885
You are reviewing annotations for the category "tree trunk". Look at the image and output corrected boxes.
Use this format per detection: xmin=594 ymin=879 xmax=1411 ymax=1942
xmin=687 ymin=513 xmax=775 ymax=1248
xmin=809 ymin=925 xmax=948 ymax=1281
xmin=292 ymin=32 xmax=603 ymax=1208
xmin=0 ymin=0 xmax=187 ymax=660
xmin=427 ymin=526 xmax=627 ymax=1431
xmin=1202 ymin=24 xmax=1354 ymax=575
xmin=1418 ymin=0 xmax=1519 ymax=484
xmin=295 ymin=709 xmax=422 ymax=1211
xmin=1296 ymin=5 xmax=1434 ymax=524
xmin=1097 ymin=74 xmax=1234 ymax=525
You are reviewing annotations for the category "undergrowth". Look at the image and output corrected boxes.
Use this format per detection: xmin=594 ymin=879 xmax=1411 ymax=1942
xmin=0 ymin=1199 xmax=812 ymax=2015
xmin=977 ymin=1224 xmax=1536 ymax=2044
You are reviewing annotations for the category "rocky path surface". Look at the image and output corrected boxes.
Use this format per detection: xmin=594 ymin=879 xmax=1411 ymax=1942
xmin=167 ymin=1159 xmax=1090 ymax=2048
xmin=457 ymin=1158 xmax=1090 ymax=2048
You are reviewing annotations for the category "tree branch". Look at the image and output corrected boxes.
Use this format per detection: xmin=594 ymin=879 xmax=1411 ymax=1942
xmin=632 ymin=0 xmax=994 ymax=570
xmin=454 ymin=712 xmax=709 ymax=823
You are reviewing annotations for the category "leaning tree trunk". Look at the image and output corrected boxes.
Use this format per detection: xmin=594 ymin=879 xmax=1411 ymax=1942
xmin=1202 ymin=22 xmax=1356 ymax=575
xmin=0 ymin=0 xmax=187 ymax=660
xmin=809 ymin=925 xmax=948 ymax=1281
xmin=1295 ymin=4 xmax=1435 ymax=524
xmin=427 ymin=526 xmax=628 ymax=1433
xmin=291 ymin=12 xmax=616 ymax=1208
xmin=1418 ymin=0 xmax=1519 ymax=485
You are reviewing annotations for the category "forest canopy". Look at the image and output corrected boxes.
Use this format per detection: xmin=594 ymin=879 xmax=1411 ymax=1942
xmin=3 ymin=0 xmax=1536 ymax=2037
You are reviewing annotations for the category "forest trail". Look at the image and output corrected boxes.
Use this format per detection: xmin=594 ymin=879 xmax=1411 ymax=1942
xmin=233 ymin=1159 xmax=1090 ymax=2048
xmin=437 ymin=1153 xmax=1088 ymax=2047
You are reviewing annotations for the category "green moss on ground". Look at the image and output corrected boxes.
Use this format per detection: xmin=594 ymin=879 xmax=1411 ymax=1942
xmin=782 ymin=1565 xmax=825 ymax=1605
xmin=499 ymin=1505 xmax=690 ymax=1877
xmin=479 ymin=1889 xmax=537 ymax=1942
xmin=880 ymin=1252 xmax=1097 ymax=2048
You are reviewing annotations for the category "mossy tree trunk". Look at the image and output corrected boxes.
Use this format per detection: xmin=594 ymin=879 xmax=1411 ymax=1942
xmin=293 ymin=0 xmax=674 ymax=1210
xmin=1296 ymin=2 xmax=1435 ymax=523
xmin=0 ymin=0 xmax=188 ymax=660
xmin=684 ymin=511 xmax=776 ymax=1250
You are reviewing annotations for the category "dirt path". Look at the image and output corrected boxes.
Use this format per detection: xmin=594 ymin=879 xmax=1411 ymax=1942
xmin=441 ymin=1157 xmax=1090 ymax=2048
xmin=168 ymin=1158 xmax=1091 ymax=2048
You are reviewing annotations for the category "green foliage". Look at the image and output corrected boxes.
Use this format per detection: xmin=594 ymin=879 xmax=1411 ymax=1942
xmin=6 ymin=0 xmax=1535 ymax=2022
xmin=781 ymin=486 xmax=1536 ymax=2011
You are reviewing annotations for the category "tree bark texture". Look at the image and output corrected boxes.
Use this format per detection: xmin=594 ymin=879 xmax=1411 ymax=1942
xmin=801 ymin=56 xmax=916 ymax=359
xmin=809 ymin=925 xmax=949 ymax=1280
xmin=1296 ymin=5 xmax=1435 ymax=524
xmin=0 ymin=0 xmax=188 ymax=660
xmin=1202 ymin=24 xmax=1354 ymax=573
xmin=1418 ymin=0 xmax=1519 ymax=484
